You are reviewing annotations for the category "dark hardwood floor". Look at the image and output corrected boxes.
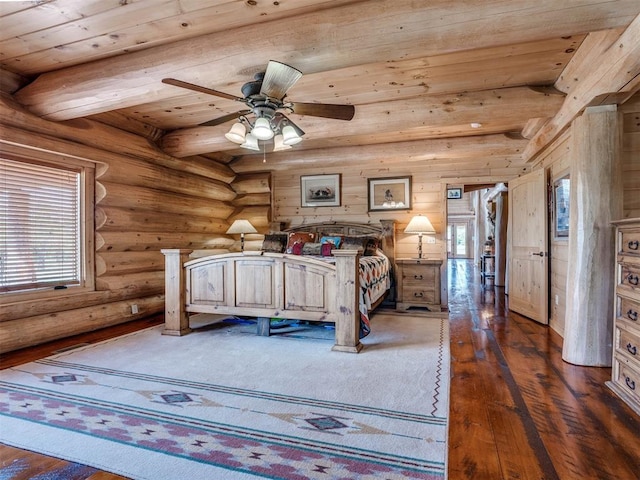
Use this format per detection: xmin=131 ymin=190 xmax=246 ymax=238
xmin=447 ymin=259 xmax=640 ymax=479
xmin=1 ymin=260 xmax=639 ymax=479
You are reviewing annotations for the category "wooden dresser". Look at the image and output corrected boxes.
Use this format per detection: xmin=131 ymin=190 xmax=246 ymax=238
xmin=608 ymin=219 xmax=640 ymax=416
xmin=395 ymin=258 xmax=442 ymax=312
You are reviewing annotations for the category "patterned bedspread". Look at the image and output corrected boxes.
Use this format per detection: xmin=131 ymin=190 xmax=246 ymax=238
xmin=358 ymin=253 xmax=392 ymax=337
xmin=300 ymin=252 xmax=391 ymax=338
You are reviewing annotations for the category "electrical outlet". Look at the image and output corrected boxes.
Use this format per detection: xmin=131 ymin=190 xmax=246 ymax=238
xmin=131 ymin=304 xmax=139 ymax=314
xmin=555 ymin=295 xmax=559 ymax=305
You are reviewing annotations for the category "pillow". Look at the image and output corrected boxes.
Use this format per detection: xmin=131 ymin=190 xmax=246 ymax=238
xmin=320 ymin=235 xmax=342 ymax=249
xmin=262 ymin=233 xmax=288 ymax=253
xmin=340 ymin=236 xmax=366 ymax=253
xmin=364 ymin=236 xmax=381 ymax=256
xmin=340 ymin=235 xmax=382 ymax=255
xmin=302 ymin=242 xmax=323 ymax=256
xmin=286 ymin=232 xmax=315 ymax=253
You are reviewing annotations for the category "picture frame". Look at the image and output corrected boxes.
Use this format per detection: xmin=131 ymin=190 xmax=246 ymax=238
xmin=367 ymin=176 xmax=411 ymax=211
xmin=300 ymin=174 xmax=341 ymax=207
xmin=553 ymin=174 xmax=570 ymax=238
xmin=447 ymin=188 xmax=462 ymax=199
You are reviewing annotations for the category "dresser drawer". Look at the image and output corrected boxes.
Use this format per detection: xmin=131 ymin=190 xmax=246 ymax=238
xmin=617 ymin=295 xmax=640 ymax=325
xmin=618 ymin=262 xmax=640 ymax=293
xmin=612 ymin=357 xmax=640 ymax=404
xmin=616 ymin=326 xmax=640 ymax=360
xmin=619 ymin=227 xmax=640 ymax=257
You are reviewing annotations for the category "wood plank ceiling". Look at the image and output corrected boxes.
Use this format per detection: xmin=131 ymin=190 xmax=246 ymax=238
xmin=1 ymin=0 xmax=639 ymax=178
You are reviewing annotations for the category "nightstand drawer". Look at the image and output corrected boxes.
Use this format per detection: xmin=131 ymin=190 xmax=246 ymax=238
xmin=403 ymin=285 xmax=437 ymax=301
xmin=402 ymin=265 xmax=437 ymax=286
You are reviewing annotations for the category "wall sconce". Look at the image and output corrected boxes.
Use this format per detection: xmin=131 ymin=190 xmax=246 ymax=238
xmin=226 ymin=219 xmax=257 ymax=252
xmin=404 ymin=214 xmax=436 ymax=258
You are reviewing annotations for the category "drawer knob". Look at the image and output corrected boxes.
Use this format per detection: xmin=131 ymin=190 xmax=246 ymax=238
xmin=414 ymin=292 xmax=424 ymax=298
xmin=628 ymin=274 xmax=639 ymax=286
xmin=627 ymin=309 xmax=638 ymax=321
xmin=629 ymin=240 xmax=640 ymax=250
xmin=627 ymin=343 xmax=638 ymax=355
xmin=413 ymin=274 xmax=423 ymax=280
xmin=625 ymin=376 xmax=636 ymax=391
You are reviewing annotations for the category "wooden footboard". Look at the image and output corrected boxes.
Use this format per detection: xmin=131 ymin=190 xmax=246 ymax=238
xmin=161 ymin=249 xmax=363 ymax=352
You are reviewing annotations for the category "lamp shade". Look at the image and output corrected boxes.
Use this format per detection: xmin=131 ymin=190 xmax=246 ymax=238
xmin=240 ymin=133 xmax=260 ymax=151
xmin=252 ymin=117 xmax=274 ymax=140
xmin=272 ymin=134 xmax=292 ymax=152
xmin=282 ymin=125 xmax=302 ymax=145
xmin=226 ymin=219 xmax=257 ymax=235
xmin=404 ymin=214 xmax=436 ymax=234
xmin=224 ymin=122 xmax=246 ymax=144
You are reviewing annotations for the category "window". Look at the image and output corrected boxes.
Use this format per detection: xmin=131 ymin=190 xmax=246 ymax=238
xmin=1 ymin=153 xmax=94 ymax=296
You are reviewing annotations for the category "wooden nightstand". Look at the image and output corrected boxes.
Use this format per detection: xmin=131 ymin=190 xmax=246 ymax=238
xmin=395 ymin=258 xmax=442 ymax=312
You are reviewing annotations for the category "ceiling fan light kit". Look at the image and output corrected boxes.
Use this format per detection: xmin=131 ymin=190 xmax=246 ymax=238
xmin=162 ymin=60 xmax=355 ymax=153
xmin=224 ymin=122 xmax=247 ymax=144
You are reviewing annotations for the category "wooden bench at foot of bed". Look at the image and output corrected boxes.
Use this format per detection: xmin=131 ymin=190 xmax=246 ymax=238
xmin=161 ymin=249 xmax=363 ymax=352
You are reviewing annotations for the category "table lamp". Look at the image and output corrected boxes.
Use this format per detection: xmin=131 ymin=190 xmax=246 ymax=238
xmin=404 ymin=214 xmax=436 ymax=258
xmin=226 ymin=219 xmax=257 ymax=252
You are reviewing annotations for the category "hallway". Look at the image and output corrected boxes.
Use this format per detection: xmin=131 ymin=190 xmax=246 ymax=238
xmin=447 ymin=259 xmax=640 ymax=479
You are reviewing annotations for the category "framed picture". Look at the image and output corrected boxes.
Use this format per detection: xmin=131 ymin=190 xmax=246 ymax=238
xmin=367 ymin=176 xmax=411 ymax=211
xmin=300 ymin=174 xmax=341 ymax=207
xmin=554 ymin=174 xmax=570 ymax=238
xmin=447 ymin=188 xmax=462 ymax=199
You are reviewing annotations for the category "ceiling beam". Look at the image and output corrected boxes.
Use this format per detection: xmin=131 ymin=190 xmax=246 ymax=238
xmin=160 ymin=86 xmax=564 ymax=157
xmin=230 ymin=134 xmax=528 ymax=172
xmin=14 ymin=0 xmax=639 ymax=121
xmin=524 ymin=13 xmax=640 ymax=162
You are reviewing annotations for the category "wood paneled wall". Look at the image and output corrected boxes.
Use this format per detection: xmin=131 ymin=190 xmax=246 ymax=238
xmin=0 ymin=96 xmax=239 ymax=353
xmin=271 ymin=165 xmax=448 ymax=304
xmin=273 ymin=167 xmax=446 ymax=259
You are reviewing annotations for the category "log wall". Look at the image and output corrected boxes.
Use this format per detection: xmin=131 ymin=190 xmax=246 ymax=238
xmin=0 ymin=96 xmax=238 ymax=353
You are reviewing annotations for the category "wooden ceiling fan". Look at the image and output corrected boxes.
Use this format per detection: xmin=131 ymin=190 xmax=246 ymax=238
xmin=162 ymin=60 xmax=355 ymax=147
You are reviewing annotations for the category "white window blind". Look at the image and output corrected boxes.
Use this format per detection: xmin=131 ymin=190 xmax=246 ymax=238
xmin=1 ymin=157 xmax=82 ymax=293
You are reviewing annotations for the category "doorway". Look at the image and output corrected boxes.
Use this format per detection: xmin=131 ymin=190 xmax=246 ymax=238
xmin=447 ymin=222 xmax=471 ymax=258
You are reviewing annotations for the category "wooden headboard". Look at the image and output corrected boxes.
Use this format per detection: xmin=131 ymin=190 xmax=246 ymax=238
xmin=275 ymin=220 xmax=396 ymax=266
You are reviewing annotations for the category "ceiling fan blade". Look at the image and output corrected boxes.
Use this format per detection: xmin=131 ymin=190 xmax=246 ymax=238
xmin=259 ymin=61 xmax=302 ymax=100
xmin=162 ymin=78 xmax=245 ymax=102
xmin=289 ymin=102 xmax=355 ymax=121
xmin=198 ymin=110 xmax=251 ymax=127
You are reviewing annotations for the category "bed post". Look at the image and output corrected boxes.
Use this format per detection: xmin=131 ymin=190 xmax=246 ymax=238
xmin=332 ymin=250 xmax=363 ymax=353
xmin=161 ymin=249 xmax=193 ymax=336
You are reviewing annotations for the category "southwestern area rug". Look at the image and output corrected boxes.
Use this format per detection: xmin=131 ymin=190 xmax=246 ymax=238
xmin=0 ymin=312 xmax=449 ymax=479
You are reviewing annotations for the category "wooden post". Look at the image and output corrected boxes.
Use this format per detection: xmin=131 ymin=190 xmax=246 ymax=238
xmin=331 ymin=250 xmax=362 ymax=353
xmin=562 ymin=105 xmax=623 ymax=366
xmin=161 ymin=249 xmax=193 ymax=336
xmin=494 ymin=191 xmax=508 ymax=287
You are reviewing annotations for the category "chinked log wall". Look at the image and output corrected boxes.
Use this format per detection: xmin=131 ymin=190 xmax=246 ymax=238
xmin=0 ymin=94 xmax=271 ymax=353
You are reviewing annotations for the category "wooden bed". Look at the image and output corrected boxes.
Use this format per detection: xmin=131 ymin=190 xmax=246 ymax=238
xmin=161 ymin=221 xmax=395 ymax=353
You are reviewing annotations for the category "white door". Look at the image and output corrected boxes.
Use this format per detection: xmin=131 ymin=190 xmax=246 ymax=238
xmin=507 ymin=169 xmax=548 ymax=324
